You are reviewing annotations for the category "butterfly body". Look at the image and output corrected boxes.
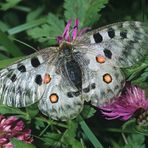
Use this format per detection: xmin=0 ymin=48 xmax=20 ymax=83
xmin=0 ymin=21 xmax=148 ymax=120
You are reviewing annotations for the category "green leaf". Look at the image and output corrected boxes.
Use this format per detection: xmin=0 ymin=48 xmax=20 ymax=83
xmin=80 ymin=105 xmax=96 ymax=119
xmin=0 ymin=105 xmax=25 ymax=115
xmin=27 ymin=13 xmax=65 ymax=45
xmin=42 ymin=133 xmax=62 ymax=146
xmin=0 ymin=21 xmax=9 ymax=32
xmin=34 ymin=118 xmax=46 ymax=130
xmin=7 ymin=17 xmax=47 ymax=35
xmin=26 ymin=103 xmax=39 ymax=118
xmin=0 ymin=29 xmax=23 ymax=56
xmin=0 ymin=57 xmax=23 ymax=68
xmin=10 ymin=138 xmax=35 ymax=148
xmin=26 ymin=6 xmax=45 ymax=22
xmin=0 ymin=0 xmax=21 ymax=11
xmin=61 ymin=120 xmax=82 ymax=148
xmin=64 ymin=0 xmax=109 ymax=27
xmin=124 ymin=134 xmax=145 ymax=148
xmin=80 ymin=117 xmax=103 ymax=148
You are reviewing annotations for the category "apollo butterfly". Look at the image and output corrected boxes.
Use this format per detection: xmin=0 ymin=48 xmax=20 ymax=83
xmin=0 ymin=19 xmax=147 ymax=121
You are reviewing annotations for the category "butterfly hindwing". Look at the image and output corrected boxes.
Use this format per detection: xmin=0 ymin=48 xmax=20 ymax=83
xmin=38 ymin=53 xmax=84 ymax=121
xmin=73 ymin=49 xmax=125 ymax=106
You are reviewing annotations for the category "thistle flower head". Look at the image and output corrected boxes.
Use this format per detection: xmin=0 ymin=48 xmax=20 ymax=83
xmin=0 ymin=115 xmax=33 ymax=148
xmin=100 ymin=85 xmax=148 ymax=121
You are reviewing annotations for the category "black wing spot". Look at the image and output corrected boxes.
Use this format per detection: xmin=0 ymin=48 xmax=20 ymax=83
xmin=10 ymin=74 xmax=17 ymax=82
xmin=91 ymin=83 xmax=96 ymax=89
xmin=83 ymin=86 xmax=90 ymax=93
xmin=120 ymin=30 xmax=127 ymax=38
xmin=7 ymin=71 xmax=17 ymax=82
xmin=17 ymin=63 xmax=26 ymax=72
xmin=108 ymin=28 xmax=115 ymax=38
xmin=31 ymin=57 xmax=40 ymax=67
xmin=93 ymin=32 xmax=103 ymax=43
xmin=103 ymin=49 xmax=112 ymax=59
xmin=35 ymin=74 xmax=42 ymax=85
xmin=67 ymin=92 xmax=73 ymax=98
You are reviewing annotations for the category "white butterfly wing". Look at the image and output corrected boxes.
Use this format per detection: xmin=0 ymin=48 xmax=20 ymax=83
xmin=38 ymin=54 xmax=84 ymax=121
xmin=73 ymin=21 xmax=148 ymax=106
xmin=0 ymin=47 xmax=84 ymax=121
xmin=38 ymin=68 xmax=84 ymax=121
xmin=0 ymin=48 xmax=57 ymax=107
xmin=76 ymin=21 xmax=148 ymax=67
xmin=73 ymin=49 xmax=125 ymax=106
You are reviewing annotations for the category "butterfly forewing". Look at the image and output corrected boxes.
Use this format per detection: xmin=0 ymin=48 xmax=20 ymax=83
xmin=73 ymin=21 xmax=148 ymax=106
xmin=0 ymin=47 xmax=58 ymax=107
xmin=76 ymin=21 xmax=148 ymax=67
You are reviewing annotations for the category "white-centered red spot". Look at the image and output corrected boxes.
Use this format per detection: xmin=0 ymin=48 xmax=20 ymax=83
xmin=103 ymin=73 xmax=112 ymax=84
xmin=49 ymin=93 xmax=59 ymax=103
xmin=43 ymin=73 xmax=51 ymax=84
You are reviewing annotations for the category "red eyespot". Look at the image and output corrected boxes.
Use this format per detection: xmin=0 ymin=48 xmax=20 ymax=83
xmin=49 ymin=93 xmax=59 ymax=103
xmin=103 ymin=73 xmax=112 ymax=84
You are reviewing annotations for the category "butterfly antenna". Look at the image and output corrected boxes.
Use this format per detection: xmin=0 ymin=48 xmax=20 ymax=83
xmin=12 ymin=38 xmax=39 ymax=52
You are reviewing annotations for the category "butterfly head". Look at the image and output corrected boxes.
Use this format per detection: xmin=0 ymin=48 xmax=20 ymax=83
xmin=59 ymin=41 xmax=73 ymax=57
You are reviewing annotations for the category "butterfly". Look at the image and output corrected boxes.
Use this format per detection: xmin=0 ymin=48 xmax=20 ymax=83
xmin=0 ymin=19 xmax=147 ymax=121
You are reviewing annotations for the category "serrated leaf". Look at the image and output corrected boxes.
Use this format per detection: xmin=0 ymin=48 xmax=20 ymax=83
xmin=27 ymin=13 xmax=65 ymax=45
xmin=64 ymin=0 xmax=109 ymax=27
xmin=10 ymin=138 xmax=35 ymax=148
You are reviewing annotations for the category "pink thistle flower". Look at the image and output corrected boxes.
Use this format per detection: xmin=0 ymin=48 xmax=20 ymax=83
xmin=100 ymin=85 xmax=148 ymax=121
xmin=0 ymin=115 xmax=33 ymax=148
xmin=57 ymin=19 xmax=90 ymax=43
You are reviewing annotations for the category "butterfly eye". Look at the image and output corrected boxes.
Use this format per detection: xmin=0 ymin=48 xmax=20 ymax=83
xmin=96 ymin=56 xmax=106 ymax=63
xmin=49 ymin=93 xmax=59 ymax=103
xmin=43 ymin=73 xmax=51 ymax=84
xmin=103 ymin=73 xmax=112 ymax=84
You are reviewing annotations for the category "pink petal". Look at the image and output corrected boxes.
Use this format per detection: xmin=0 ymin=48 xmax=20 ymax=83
xmin=72 ymin=18 xmax=79 ymax=40
xmin=63 ymin=19 xmax=72 ymax=41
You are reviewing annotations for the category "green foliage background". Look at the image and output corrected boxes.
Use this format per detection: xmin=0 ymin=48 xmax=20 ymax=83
xmin=0 ymin=0 xmax=148 ymax=148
